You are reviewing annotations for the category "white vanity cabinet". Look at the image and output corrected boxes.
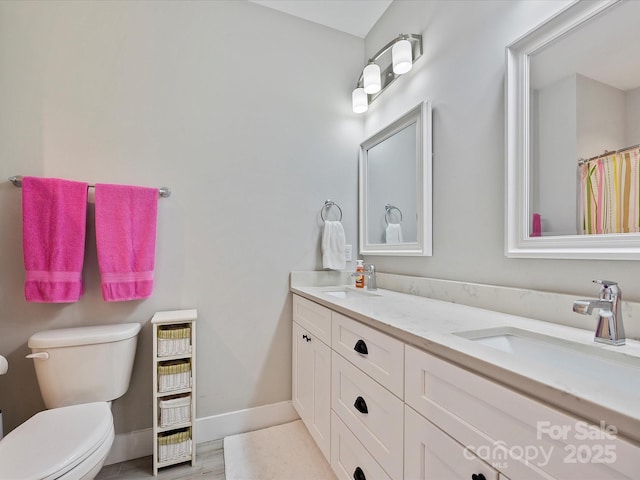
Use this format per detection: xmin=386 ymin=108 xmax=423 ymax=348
xmin=292 ymin=296 xmax=331 ymax=461
xmin=291 ymin=293 xmax=640 ymax=480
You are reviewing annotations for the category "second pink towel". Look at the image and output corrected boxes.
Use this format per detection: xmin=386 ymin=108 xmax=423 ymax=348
xmin=95 ymin=183 xmax=158 ymax=302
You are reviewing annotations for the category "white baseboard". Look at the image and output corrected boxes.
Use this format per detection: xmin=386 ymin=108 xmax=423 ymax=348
xmin=104 ymin=400 xmax=299 ymax=466
xmin=104 ymin=428 xmax=153 ymax=466
xmin=195 ymin=399 xmax=299 ymax=444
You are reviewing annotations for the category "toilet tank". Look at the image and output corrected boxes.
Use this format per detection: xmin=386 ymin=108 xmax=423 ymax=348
xmin=28 ymin=323 xmax=141 ymax=409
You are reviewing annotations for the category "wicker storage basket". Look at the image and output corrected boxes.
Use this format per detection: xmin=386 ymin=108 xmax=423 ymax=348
xmin=159 ymin=395 xmax=191 ymax=427
xmin=157 ymin=325 xmax=192 ymax=357
xmin=158 ymin=428 xmax=192 ymax=462
xmin=158 ymin=360 xmax=191 ymax=393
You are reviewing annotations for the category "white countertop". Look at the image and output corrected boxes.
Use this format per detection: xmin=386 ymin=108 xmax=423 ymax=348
xmin=291 ymin=284 xmax=640 ymax=444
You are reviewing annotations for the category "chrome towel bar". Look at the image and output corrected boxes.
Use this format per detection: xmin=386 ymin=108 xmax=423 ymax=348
xmin=9 ymin=175 xmax=171 ymax=198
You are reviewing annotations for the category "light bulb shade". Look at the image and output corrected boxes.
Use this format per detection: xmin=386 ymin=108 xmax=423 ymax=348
xmin=352 ymin=87 xmax=368 ymax=113
xmin=363 ymin=63 xmax=381 ymax=94
xmin=392 ymin=39 xmax=413 ymax=74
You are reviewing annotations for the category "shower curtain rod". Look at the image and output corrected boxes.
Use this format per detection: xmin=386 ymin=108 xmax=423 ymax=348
xmin=8 ymin=175 xmax=171 ymax=198
xmin=578 ymin=143 xmax=640 ymax=165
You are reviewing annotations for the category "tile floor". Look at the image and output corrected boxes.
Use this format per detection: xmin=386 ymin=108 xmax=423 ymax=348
xmin=95 ymin=439 xmax=225 ymax=479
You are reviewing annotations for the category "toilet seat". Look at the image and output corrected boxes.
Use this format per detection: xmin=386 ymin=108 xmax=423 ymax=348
xmin=0 ymin=402 xmax=114 ymax=480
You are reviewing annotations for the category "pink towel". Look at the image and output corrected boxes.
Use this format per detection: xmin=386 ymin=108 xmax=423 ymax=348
xmin=95 ymin=183 xmax=158 ymax=302
xmin=22 ymin=176 xmax=88 ymax=303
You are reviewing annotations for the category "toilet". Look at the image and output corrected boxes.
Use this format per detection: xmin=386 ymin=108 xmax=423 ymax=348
xmin=0 ymin=323 xmax=141 ymax=480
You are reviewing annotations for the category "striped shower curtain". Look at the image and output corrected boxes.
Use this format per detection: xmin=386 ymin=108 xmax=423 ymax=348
xmin=579 ymin=147 xmax=640 ymax=234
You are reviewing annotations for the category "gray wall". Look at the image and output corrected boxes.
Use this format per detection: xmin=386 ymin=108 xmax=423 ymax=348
xmin=0 ymin=1 xmax=361 ymax=434
xmin=577 ymin=74 xmax=627 ymax=158
xmin=627 ymin=87 xmax=640 ymax=144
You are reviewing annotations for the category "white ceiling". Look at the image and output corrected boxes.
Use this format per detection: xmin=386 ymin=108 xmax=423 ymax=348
xmin=249 ymin=0 xmax=393 ymax=38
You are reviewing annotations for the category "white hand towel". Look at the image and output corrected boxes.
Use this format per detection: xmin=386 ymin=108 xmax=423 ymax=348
xmin=385 ymin=223 xmax=404 ymax=243
xmin=322 ymin=221 xmax=346 ymax=270
xmin=0 ymin=355 xmax=7 ymax=375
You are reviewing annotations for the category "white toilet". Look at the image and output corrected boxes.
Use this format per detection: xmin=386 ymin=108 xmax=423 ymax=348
xmin=0 ymin=323 xmax=141 ymax=480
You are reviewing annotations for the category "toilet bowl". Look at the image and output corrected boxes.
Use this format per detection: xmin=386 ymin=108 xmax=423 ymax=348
xmin=0 ymin=323 xmax=140 ymax=480
xmin=0 ymin=403 xmax=113 ymax=480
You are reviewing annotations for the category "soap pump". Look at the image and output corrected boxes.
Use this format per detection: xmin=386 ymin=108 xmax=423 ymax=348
xmin=355 ymin=260 xmax=365 ymax=288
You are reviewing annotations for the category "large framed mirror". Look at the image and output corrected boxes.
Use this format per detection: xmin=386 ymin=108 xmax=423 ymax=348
xmin=506 ymin=0 xmax=640 ymax=259
xmin=359 ymin=101 xmax=432 ymax=256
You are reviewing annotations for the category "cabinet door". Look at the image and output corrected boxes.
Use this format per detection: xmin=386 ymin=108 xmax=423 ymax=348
xmin=405 ymin=405 xmax=499 ymax=480
xmin=293 ymin=295 xmax=332 ymax=344
xmin=292 ymin=321 xmax=331 ymax=461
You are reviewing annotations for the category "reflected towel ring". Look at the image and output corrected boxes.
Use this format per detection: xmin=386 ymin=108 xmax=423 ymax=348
xmin=385 ymin=204 xmax=403 ymax=225
xmin=321 ymin=200 xmax=343 ymax=222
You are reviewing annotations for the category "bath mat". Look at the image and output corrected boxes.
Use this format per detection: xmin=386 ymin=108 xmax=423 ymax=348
xmin=223 ymin=420 xmax=336 ymax=480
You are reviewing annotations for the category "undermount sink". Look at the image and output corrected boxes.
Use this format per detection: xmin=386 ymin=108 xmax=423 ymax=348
xmin=322 ymin=287 xmax=381 ymax=299
xmin=454 ymin=327 xmax=640 ymax=395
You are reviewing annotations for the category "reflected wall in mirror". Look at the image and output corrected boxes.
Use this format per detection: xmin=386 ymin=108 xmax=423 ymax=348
xmin=359 ymin=101 xmax=432 ymax=256
xmin=506 ymin=0 xmax=640 ymax=259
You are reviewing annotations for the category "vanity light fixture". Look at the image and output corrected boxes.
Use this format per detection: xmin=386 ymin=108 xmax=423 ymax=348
xmin=351 ymin=33 xmax=422 ymax=113
xmin=392 ymin=39 xmax=413 ymax=74
xmin=352 ymin=87 xmax=368 ymax=114
xmin=363 ymin=62 xmax=381 ymax=94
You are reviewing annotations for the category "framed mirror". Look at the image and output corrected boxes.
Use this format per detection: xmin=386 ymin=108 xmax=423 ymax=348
xmin=359 ymin=101 xmax=432 ymax=256
xmin=506 ymin=0 xmax=640 ymax=259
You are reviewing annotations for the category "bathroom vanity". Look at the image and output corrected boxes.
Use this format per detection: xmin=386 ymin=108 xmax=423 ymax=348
xmin=291 ymin=281 xmax=640 ymax=480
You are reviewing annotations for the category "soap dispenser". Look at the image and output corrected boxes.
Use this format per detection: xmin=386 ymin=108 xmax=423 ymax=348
xmin=355 ymin=260 xmax=365 ymax=288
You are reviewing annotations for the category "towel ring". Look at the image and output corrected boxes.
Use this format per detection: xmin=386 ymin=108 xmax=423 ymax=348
xmin=321 ymin=200 xmax=342 ymax=222
xmin=384 ymin=204 xmax=403 ymax=225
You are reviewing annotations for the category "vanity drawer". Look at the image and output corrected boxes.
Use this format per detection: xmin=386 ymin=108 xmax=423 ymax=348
xmin=331 ymin=411 xmax=391 ymax=480
xmin=405 ymin=345 xmax=640 ymax=480
xmin=293 ymin=295 xmax=331 ymax=345
xmin=331 ymin=312 xmax=404 ymax=398
xmin=405 ymin=404 xmax=499 ymax=480
xmin=332 ymin=351 xmax=403 ymax=480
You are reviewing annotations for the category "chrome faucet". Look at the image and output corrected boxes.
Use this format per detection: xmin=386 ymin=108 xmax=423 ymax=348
xmin=573 ymin=280 xmax=625 ymax=346
xmin=363 ymin=264 xmax=377 ymax=291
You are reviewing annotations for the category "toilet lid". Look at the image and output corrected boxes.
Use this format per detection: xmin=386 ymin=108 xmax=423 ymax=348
xmin=0 ymin=402 xmax=113 ymax=480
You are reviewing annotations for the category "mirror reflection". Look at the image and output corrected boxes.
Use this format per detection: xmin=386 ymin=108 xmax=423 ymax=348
xmin=506 ymin=0 xmax=640 ymax=259
xmin=529 ymin=0 xmax=640 ymax=237
xmin=366 ymin=123 xmax=417 ymax=244
xmin=359 ymin=101 xmax=432 ymax=256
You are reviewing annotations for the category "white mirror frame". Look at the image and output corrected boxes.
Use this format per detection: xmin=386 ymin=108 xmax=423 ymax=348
xmin=359 ymin=100 xmax=432 ymax=256
xmin=505 ymin=0 xmax=640 ymax=260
